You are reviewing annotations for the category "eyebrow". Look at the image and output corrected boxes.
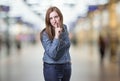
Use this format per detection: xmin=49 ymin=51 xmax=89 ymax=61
xmin=49 ymin=15 xmax=59 ymax=19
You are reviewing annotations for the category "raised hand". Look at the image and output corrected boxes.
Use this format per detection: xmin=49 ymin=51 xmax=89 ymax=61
xmin=55 ymin=23 xmax=62 ymax=39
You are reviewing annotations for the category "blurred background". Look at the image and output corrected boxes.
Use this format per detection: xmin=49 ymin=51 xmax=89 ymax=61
xmin=0 ymin=0 xmax=120 ymax=81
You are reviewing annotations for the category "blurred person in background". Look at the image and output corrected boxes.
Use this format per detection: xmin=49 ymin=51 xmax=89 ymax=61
xmin=5 ymin=36 xmax=11 ymax=55
xmin=71 ymin=33 xmax=77 ymax=46
xmin=15 ymin=34 xmax=22 ymax=53
xmin=98 ymin=33 xmax=106 ymax=63
xmin=0 ymin=35 xmax=2 ymax=51
xmin=40 ymin=6 xmax=71 ymax=81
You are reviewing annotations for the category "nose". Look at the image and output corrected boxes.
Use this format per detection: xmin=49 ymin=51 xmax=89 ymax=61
xmin=53 ymin=18 xmax=56 ymax=22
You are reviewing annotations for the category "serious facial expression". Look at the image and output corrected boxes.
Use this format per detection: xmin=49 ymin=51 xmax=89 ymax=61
xmin=49 ymin=11 xmax=60 ymax=28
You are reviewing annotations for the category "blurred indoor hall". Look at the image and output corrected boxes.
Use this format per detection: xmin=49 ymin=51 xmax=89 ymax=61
xmin=1 ymin=0 xmax=120 ymax=81
xmin=0 ymin=41 xmax=120 ymax=81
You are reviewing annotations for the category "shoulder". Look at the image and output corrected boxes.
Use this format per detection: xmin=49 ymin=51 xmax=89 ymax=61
xmin=40 ymin=28 xmax=47 ymax=40
xmin=63 ymin=24 xmax=68 ymax=32
xmin=63 ymin=24 xmax=67 ymax=30
xmin=40 ymin=28 xmax=46 ymax=35
xmin=63 ymin=24 xmax=67 ymax=29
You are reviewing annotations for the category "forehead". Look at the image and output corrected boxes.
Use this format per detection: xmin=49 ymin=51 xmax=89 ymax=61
xmin=49 ymin=11 xmax=58 ymax=17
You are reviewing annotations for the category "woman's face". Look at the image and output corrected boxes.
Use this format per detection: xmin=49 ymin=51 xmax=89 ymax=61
xmin=49 ymin=11 xmax=60 ymax=28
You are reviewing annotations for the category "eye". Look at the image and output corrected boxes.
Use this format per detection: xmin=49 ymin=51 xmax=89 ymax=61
xmin=49 ymin=17 xmax=53 ymax=20
xmin=55 ymin=15 xmax=58 ymax=18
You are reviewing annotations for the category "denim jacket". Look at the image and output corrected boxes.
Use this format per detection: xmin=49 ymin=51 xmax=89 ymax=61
xmin=41 ymin=24 xmax=71 ymax=64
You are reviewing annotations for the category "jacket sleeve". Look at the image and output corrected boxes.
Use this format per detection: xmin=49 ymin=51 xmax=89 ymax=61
xmin=58 ymin=25 xmax=71 ymax=50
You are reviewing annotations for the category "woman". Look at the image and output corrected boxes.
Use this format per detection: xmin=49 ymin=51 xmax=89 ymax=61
xmin=40 ymin=6 xmax=72 ymax=81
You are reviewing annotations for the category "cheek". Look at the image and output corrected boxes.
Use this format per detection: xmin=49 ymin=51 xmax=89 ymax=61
xmin=50 ymin=20 xmax=53 ymax=25
xmin=50 ymin=20 xmax=55 ymax=27
xmin=56 ymin=18 xmax=60 ymax=23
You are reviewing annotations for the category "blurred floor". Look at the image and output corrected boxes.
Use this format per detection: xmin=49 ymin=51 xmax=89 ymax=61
xmin=0 ymin=42 xmax=120 ymax=81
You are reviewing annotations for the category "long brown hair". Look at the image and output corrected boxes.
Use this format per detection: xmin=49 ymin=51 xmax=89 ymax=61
xmin=40 ymin=6 xmax=63 ymax=40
